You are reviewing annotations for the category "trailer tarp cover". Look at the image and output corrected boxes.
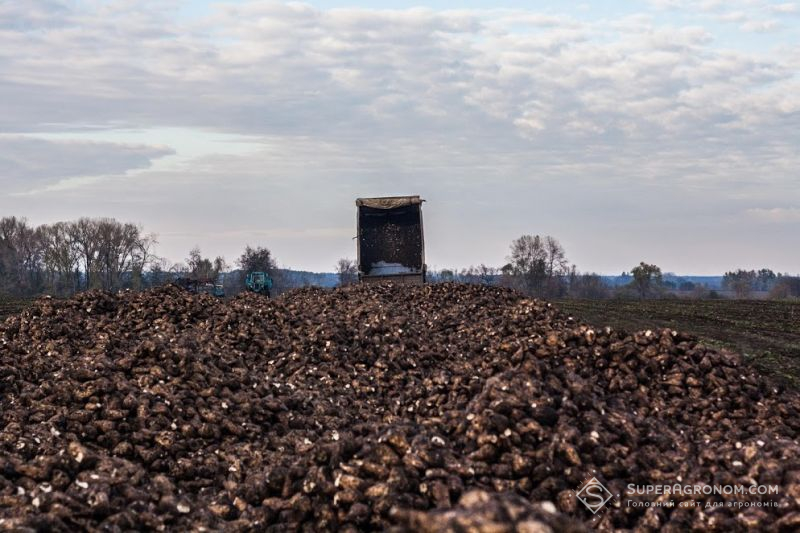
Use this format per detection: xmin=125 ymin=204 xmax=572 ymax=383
xmin=355 ymin=196 xmax=422 ymax=209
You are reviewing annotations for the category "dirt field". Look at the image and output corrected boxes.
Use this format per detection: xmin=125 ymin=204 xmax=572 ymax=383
xmin=556 ymin=298 xmax=800 ymax=386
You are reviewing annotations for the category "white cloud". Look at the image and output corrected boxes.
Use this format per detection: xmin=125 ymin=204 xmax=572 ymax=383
xmin=648 ymin=0 xmax=796 ymax=32
xmin=1 ymin=1 xmax=795 ymax=147
xmin=740 ymin=18 xmax=782 ymax=31
xmin=769 ymin=3 xmax=799 ymax=14
xmin=746 ymin=207 xmax=800 ymax=222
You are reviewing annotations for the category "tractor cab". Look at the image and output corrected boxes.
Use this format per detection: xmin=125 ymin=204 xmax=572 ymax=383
xmin=245 ymin=271 xmax=273 ymax=297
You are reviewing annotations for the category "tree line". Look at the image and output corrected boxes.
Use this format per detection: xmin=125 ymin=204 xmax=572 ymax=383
xmin=423 ymin=235 xmax=800 ymax=301
xmin=424 ymin=235 xmax=624 ymax=299
xmin=722 ymin=269 xmax=800 ymax=299
xmin=0 ymin=217 xmax=288 ymax=298
xmin=0 ymin=216 xmax=156 ymax=296
xmin=2 ymin=216 xmax=797 ymax=301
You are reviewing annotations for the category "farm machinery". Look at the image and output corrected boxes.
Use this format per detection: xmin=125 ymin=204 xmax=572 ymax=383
xmin=245 ymin=271 xmax=273 ymax=297
xmin=174 ymin=271 xmax=271 ymax=298
xmin=174 ymin=277 xmax=224 ymax=297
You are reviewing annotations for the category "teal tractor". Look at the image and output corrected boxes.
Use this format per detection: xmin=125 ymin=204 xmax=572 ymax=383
xmin=245 ymin=271 xmax=273 ymax=297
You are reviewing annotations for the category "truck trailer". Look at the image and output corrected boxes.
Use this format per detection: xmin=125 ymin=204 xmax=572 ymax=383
xmin=356 ymin=196 xmax=426 ymax=285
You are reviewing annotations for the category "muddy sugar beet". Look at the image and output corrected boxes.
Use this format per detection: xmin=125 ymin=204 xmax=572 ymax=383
xmin=1 ymin=283 xmax=799 ymax=531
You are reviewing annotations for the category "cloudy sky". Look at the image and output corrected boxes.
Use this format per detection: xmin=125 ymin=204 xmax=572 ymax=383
xmin=1 ymin=0 xmax=798 ymax=274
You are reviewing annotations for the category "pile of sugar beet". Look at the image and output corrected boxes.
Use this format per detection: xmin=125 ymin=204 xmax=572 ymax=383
xmin=1 ymin=283 xmax=799 ymax=532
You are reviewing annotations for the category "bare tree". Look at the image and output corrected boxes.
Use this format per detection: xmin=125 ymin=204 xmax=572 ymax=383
xmin=68 ymin=218 xmax=100 ymax=290
xmin=0 ymin=217 xmax=46 ymax=295
xmin=544 ymin=236 xmax=568 ymax=278
xmin=336 ymin=258 xmax=358 ymax=286
xmin=0 ymin=216 xmax=156 ymax=296
xmin=0 ymin=217 xmax=21 ymax=293
xmin=506 ymin=234 xmax=569 ymax=297
xmin=186 ymin=246 xmax=216 ymax=279
xmin=129 ymin=232 xmax=157 ymax=290
xmin=213 ymin=256 xmax=227 ymax=274
xmin=40 ymin=222 xmax=80 ymax=296
xmin=507 ymin=235 xmax=546 ymax=295
xmin=18 ymin=224 xmax=44 ymax=292
xmin=95 ymin=218 xmax=147 ymax=290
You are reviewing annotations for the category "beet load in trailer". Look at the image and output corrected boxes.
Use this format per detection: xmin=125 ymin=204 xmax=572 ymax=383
xmin=355 ymin=196 xmax=426 ymax=284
